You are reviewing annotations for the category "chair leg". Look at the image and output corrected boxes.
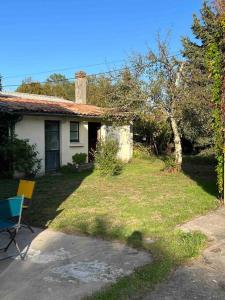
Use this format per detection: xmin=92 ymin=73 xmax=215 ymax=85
xmin=21 ymin=222 xmax=34 ymax=233
xmin=4 ymin=229 xmax=24 ymax=260
xmin=4 ymin=230 xmax=15 ymax=252
xmin=12 ymin=238 xmax=24 ymax=260
xmin=26 ymin=224 xmax=34 ymax=233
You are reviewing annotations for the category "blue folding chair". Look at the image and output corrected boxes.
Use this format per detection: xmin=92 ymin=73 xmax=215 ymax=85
xmin=0 ymin=196 xmax=24 ymax=260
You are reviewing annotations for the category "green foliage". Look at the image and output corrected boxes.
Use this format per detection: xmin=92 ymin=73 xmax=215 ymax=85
xmin=0 ymin=137 xmax=41 ymax=177
xmin=94 ymin=139 xmax=123 ymax=176
xmin=162 ymin=155 xmax=177 ymax=172
xmin=206 ymin=42 xmax=224 ymax=194
xmin=201 ymin=2 xmax=225 ymax=196
xmin=128 ymin=40 xmax=184 ymax=166
xmin=181 ymin=2 xmax=219 ymax=149
xmin=197 ymin=147 xmax=216 ymax=164
xmin=183 ymin=150 xmax=216 ymax=166
xmin=59 ymin=163 xmax=76 ymax=174
xmin=0 ymin=158 xmax=216 ymax=299
xmin=16 ymin=74 xmax=75 ymax=100
xmin=44 ymin=73 xmax=75 ymax=100
xmin=134 ymin=113 xmax=172 ymax=155
xmin=17 ymin=73 xmax=115 ymax=105
xmin=87 ymin=75 xmax=114 ymax=107
xmin=16 ymin=77 xmax=45 ymax=95
xmin=133 ymin=143 xmax=152 ymax=160
xmin=183 ymin=1 xmax=224 ymax=196
xmin=72 ymin=153 xmax=87 ymax=165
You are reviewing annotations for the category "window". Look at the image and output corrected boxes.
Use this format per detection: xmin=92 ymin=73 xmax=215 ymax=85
xmin=70 ymin=122 xmax=79 ymax=142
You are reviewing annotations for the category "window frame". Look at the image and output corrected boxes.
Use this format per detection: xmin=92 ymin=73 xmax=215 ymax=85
xmin=70 ymin=121 xmax=80 ymax=143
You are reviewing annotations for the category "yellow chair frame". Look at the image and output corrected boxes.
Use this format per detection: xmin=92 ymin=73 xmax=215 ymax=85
xmin=17 ymin=180 xmax=35 ymax=232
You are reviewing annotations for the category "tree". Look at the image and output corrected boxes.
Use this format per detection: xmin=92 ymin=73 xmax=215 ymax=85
xmin=100 ymin=40 xmax=187 ymax=169
xmin=181 ymin=2 xmax=217 ymax=148
xmin=129 ymin=40 xmax=186 ymax=169
xmin=215 ymin=0 xmax=225 ymax=120
xmin=134 ymin=111 xmax=172 ymax=155
xmin=214 ymin=0 xmax=225 ymax=199
xmin=16 ymin=77 xmax=45 ymax=94
xmin=87 ymin=75 xmax=114 ymax=107
xmin=182 ymin=1 xmax=225 ymax=196
xmin=43 ymin=73 xmax=74 ymax=100
xmin=16 ymin=74 xmax=75 ymax=100
xmin=109 ymin=68 xmax=146 ymax=111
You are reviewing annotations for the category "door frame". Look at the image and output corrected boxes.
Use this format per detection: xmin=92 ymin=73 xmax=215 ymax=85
xmin=45 ymin=120 xmax=60 ymax=172
xmin=88 ymin=122 xmax=101 ymax=162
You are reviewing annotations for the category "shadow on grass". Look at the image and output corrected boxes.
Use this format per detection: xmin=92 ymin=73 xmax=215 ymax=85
xmin=73 ymin=215 xmax=207 ymax=300
xmin=29 ymin=169 xmax=93 ymax=228
xmin=182 ymin=155 xmax=218 ymax=198
xmin=76 ymin=215 xmax=144 ymax=248
xmin=0 ymin=169 xmax=93 ymax=228
xmin=0 ymin=174 xmax=209 ymax=299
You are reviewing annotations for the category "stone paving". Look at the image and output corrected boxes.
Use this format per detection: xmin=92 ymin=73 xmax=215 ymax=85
xmin=0 ymin=227 xmax=151 ymax=300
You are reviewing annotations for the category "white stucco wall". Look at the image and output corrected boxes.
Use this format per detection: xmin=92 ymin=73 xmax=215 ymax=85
xmin=15 ymin=115 xmax=89 ymax=175
xmin=100 ymin=124 xmax=133 ymax=162
xmin=14 ymin=115 xmax=133 ymax=175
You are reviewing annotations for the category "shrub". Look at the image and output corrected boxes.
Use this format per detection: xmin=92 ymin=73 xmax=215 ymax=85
xmin=59 ymin=163 xmax=75 ymax=174
xmin=133 ymin=143 xmax=153 ymax=160
xmin=182 ymin=148 xmax=216 ymax=166
xmin=72 ymin=153 xmax=87 ymax=165
xmin=162 ymin=155 xmax=177 ymax=172
xmin=94 ymin=139 xmax=123 ymax=176
xmin=0 ymin=137 xmax=41 ymax=178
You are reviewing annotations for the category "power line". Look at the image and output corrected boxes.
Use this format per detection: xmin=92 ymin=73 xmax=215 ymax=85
xmin=2 ymin=52 xmax=182 ymax=89
xmin=3 ymin=59 xmax=126 ymax=79
xmin=2 ymin=77 xmax=75 ymax=88
xmin=2 ymin=69 xmax=122 ymax=88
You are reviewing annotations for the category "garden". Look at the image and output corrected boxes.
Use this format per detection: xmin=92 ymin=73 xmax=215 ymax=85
xmin=0 ymin=150 xmax=218 ymax=299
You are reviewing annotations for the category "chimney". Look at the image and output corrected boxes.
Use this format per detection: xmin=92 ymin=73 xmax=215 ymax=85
xmin=75 ymin=71 xmax=87 ymax=104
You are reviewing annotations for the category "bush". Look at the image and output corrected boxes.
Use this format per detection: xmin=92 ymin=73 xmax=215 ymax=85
xmin=183 ymin=148 xmax=216 ymax=166
xmin=133 ymin=143 xmax=153 ymax=160
xmin=59 ymin=163 xmax=75 ymax=174
xmin=0 ymin=137 xmax=41 ymax=178
xmin=162 ymin=155 xmax=177 ymax=172
xmin=72 ymin=153 xmax=87 ymax=165
xmin=94 ymin=139 xmax=123 ymax=176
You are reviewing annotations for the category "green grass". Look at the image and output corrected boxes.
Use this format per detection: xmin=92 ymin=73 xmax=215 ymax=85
xmin=0 ymin=157 xmax=219 ymax=299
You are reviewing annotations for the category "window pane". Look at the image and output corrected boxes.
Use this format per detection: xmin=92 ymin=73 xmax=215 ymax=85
xmin=70 ymin=131 xmax=78 ymax=141
xmin=70 ymin=122 xmax=78 ymax=131
xmin=46 ymin=132 xmax=60 ymax=150
xmin=46 ymin=123 xmax=59 ymax=132
xmin=70 ymin=122 xmax=79 ymax=142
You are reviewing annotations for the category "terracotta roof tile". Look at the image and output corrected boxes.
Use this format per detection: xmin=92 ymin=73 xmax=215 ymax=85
xmin=0 ymin=94 xmax=105 ymax=118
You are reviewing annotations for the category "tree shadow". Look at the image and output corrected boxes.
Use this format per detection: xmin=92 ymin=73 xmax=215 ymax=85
xmin=0 ymin=180 xmax=211 ymax=299
xmin=75 ymin=215 xmax=144 ymax=249
xmin=0 ymin=169 xmax=93 ymax=228
xmin=182 ymin=155 xmax=218 ymax=198
xmin=73 ymin=215 xmax=208 ymax=299
xmin=127 ymin=231 xmax=143 ymax=248
xmin=75 ymin=216 xmax=124 ymax=240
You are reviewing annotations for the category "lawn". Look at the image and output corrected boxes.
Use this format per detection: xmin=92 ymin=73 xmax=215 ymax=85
xmin=0 ymin=157 xmax=219 ymax=299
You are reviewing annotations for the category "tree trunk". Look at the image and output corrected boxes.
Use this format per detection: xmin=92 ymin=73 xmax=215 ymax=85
xmin=170 ymin=115 xmax=182 ymax=170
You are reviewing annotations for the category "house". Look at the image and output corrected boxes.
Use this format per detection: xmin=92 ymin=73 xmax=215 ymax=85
xmin=0 ymin=71 xmax=133 ymax=175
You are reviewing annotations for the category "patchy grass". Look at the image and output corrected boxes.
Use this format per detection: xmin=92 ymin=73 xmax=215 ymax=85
xmin=0 ymin=157 xmax=218 ymax=299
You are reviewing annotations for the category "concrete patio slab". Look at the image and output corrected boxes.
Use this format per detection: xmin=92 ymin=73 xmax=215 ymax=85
xmin=0 ymin=227 xmax=151 ymax=300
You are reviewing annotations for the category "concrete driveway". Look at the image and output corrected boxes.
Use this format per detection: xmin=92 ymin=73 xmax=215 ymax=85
xmin=0 ymin=227 xmax=151 ymax=300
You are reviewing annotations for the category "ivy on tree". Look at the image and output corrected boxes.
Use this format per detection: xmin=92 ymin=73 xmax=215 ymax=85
xmin=182 ymin=1 xmax=225 ymax=196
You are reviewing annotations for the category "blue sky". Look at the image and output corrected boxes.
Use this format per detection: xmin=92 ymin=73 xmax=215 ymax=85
xmin=1 ymin=0 xmax=203 ymax=90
